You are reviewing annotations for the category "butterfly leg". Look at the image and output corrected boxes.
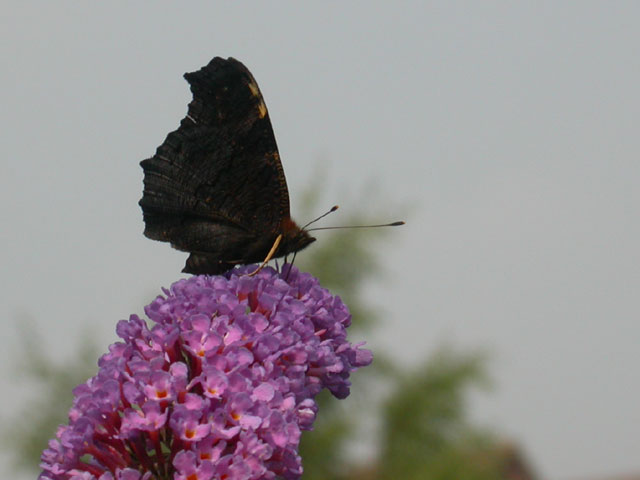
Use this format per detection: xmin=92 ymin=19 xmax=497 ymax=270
xmin=284 ymin=250 xmax=298 ymax=281
xmin=248 ymin=234 xmax=283 ymax=276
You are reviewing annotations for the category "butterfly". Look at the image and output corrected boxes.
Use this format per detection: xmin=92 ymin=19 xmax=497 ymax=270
xmin=139 ymin=57 xmax=315 ymax=274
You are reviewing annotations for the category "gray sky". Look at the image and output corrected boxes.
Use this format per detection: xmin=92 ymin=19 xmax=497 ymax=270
xmin=2 ymin=2 xmax=639 ymax=479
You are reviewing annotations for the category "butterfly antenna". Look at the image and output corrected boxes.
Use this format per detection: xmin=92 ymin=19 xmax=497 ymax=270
xmin=307 ymin=220 xmax=405 ymax=232
xmin=301 ymin=205 xmax=340 ymax=230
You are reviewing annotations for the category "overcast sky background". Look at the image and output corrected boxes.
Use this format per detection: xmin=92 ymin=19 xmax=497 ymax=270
xmin=2 ymin=2 xmax=639 ymax=479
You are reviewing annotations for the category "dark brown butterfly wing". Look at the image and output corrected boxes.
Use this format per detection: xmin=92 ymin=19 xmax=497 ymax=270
xmin=139 ymin=57 xmax=292 ymax=274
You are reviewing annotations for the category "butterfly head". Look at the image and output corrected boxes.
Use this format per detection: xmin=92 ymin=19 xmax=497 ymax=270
xmin=278 ymin=218 xmax=316 ymax=256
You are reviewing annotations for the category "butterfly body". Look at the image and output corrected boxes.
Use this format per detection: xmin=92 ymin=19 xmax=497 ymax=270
xmin=139 ymin=57 xmax=315 ymax=274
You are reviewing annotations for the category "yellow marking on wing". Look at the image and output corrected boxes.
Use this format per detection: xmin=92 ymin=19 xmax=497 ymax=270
xmin=248 ymin=81 xmax=267 ymax=118
xmin=257 ymin=102 xmax=267 ymax=118
xmin=248 ymin=81 xmax=260 ymax=97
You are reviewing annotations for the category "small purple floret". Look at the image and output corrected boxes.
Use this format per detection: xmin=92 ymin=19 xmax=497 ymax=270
xmin=39 ymin=265 xmax=372 ymax=480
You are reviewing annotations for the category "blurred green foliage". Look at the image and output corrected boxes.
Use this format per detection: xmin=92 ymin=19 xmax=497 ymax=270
xmin=296 ymin=179 xmax=504 ymax=479
xmin=2 ymin=322 xmax=99 ymax=472
xmin=376 ymin=350 xmax=499 ymax=480
xmin=4 ymin=180 xmax=509 ymax=479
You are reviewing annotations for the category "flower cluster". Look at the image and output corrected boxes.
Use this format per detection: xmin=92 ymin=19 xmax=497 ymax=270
xmin=39 ymin=265 xmax=372 ymax=480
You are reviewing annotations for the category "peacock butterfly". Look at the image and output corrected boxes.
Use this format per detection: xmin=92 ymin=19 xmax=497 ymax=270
xmin=139 ymin=57 xmax=314 ymax=274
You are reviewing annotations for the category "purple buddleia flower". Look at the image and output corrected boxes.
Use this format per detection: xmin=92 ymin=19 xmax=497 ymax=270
xmin=39 ymin=265 xmax=372 ymax=480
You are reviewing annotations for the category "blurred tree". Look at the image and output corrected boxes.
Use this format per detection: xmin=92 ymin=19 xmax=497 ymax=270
xmin=376 ymin=349 xmax=498 ymax=480
xmin=1 ymin=322 xmax=99 ymax=472
xmin=296 ymin=176 xmax=503 ymax=479
xmin=4 ymin=176 xmax=507 ymax=480
xmin=295 ymin=171 xmax=400 ymax=479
